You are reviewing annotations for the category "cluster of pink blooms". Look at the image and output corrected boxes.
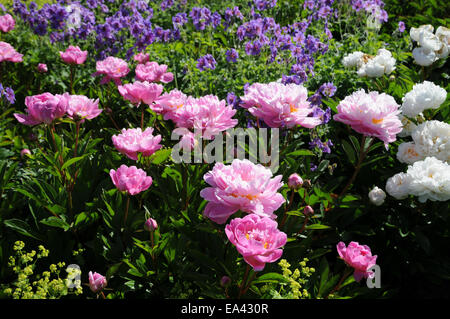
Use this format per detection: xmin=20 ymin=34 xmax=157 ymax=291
xmin=337 ymin=241 xmax=378 ymax=282
xmin=110 ymin=164 xmax=153 ymax=196
xmin=59 ymin=45 xmax=88 ymax=65
xmin=135 ymin=61 xmax=174 ymax=83
xmin=201 ymin=159 xmax=287 ymax=271
xmin=14 ymin=93 xmax=102 ymax=125
xmin=0 ymin=14 xmax=15 ymax=33
xmin=0 ymin=41 xmax=23 ymax=63
xmin=133 ymin=52 xmax=150 ymax=64
xmin=240 ymin=82 xmax=322 ymax=129
xmin=333 ymin=89 xmax=403 ymax=147
xmin=112 ymin=128 xmax=162 ymax=161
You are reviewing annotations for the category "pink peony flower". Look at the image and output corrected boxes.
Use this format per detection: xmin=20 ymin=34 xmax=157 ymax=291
xmin=333 ymin=90 xmax=402 ymax=147
xmin=171 ymin=95 xmax=238 ymax=137
xmin=118 ymin=81 xmax=163 ymax=106
xmin=0 ymin=14 xmax=15 ymax=33
xmin=240 ymin=82 xmax=322 ymax=129
xmin=66 ymin=95 xmax=102 ymax=122
xmin=112 ymin=127 xmax=162 ymax=160
xmin=134 ymin=52 xmax=150 ymax=64
xmin=88 ymin=271 xmax=107 ymax=293
xmin=0 ymin=41 xmax=23 ymax=63
xmin=200 ymin=159 xmax=285 ymax=224
xmin=225 ymin=214 xmax=287 ymax=271
xmin=110 ymin=164 xmax=153 ymax=195
xmin=152 ymin=89 xmax=188 ymax=120
xmin=135 ymin=61 xmax=173 ymax=83
xmin=337 ymin=241 xmax=378 ymax=282
xmin=95 ymin=56 xmax=130 ymax=85
xmin=14 ymin=92 xmax=69 ymax=126
xmin=59 ymin=45 xmax=87 ymax=65
xmin=37 ymin=63 xmax=48 ymax=73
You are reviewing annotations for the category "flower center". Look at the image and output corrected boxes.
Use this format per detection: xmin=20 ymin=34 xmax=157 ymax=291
xmin=372 ymin=118 xmax=383 ymax=124
xmin=289 ymin=103 xmax=298 ymax=113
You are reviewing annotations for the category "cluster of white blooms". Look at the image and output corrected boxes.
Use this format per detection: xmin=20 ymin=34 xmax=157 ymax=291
xmin=342 ymin=48 xmax=396 ymax=78
xmin=411 ymin=25 xmax=449 ymax=66
xmin=400 ymin=81 xmax=447 ymax=118
xmin=386 ymin=157 xmax=450 ymax=203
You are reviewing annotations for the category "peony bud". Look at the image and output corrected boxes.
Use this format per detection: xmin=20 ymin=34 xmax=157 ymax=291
xmin=20 ymin=149 xmax=31 ymax=158
xmin=303 ymin=179 xmax=312 ymax=189
xmin=288 ymin=173 xmax=303 ymax=190
xmin=37 ymin=63 xmax=48 ymax=73
xmin=368 ymin=186 xmax=386 ymax=206
xmin=144 ymin=218 xmax=158 ymax=232
xmin=88 ymin=271 xmax=107 ymax=293
xmin=303 ymin=205 xmax=314 ymax=216
xmin=220 ymin=276 xmax=231 ymax=287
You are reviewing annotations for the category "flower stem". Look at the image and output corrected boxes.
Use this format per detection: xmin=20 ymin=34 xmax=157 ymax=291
xmin=238 ymin=265 xmax=250 ymax=299
xmin=70 ymin=65 xmax=74 ymax=94
xmin=325 ymin=268 xmax=352 ymax=299
xmin=124 ymin=196 xmax=131 ymax=226
xmin=279 ymin=190 xmax=295 ymax=228
xmin=140 ymin=104 xmax=144 ymax=130
xmin=338 ymin=135 xmax=373 ymax=198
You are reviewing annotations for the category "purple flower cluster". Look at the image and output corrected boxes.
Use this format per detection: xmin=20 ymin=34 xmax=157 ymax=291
xmin=309 ymin=137 xmax=333 ymax=154
xmin=253 ymin=0 xmax=277 ymax=11
xmin=226 ymin=92 xmax=241 ymax=109
xmin=223 ymin=7 xmax=244 ymax=30
xmin=351 ymin=0 xmax=388 ymax=23
xmin=197 ymin=54 xmax=217 ymax=71
xmin=0 ymin=83 xmax=15 ymax=105
xmin=189 ymin=7 xmax=221 ymax=31
xmin=226 ymin=49 xmax=239 ymax=63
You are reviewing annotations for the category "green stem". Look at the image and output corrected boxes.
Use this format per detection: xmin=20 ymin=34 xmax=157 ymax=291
xmin=279 ymin=190 xmax=295 ymax=228
xmin=124 ymin=196 xmax=131 ymax=226
xmin=325 ymin=268 xmax=352 ymax=299
xmin=238 ymin=265 xmax=250 ymax=299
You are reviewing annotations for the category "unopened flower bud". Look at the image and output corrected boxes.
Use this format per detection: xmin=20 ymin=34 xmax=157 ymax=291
xmin=220 ymin=276 xmax=231 ymax=287
xmin=303 ymin=205 xmax=314 ymax=216
xmin=20 ymin=149 xmax=31 ymax=158
xmin=144 ymin=218 xmax=158 ymax=232
xmin=105 ymin=107 xmax=113 ymax=114
xmin=368 ymin=186 xmax=386 ymax=206
xmin=288 ymin=173 xmax=303 ymax=190
xmin=88 ymin=271 xmax=107 ymax=293
xmin=37 ymin=63 xmax=48 ymax=73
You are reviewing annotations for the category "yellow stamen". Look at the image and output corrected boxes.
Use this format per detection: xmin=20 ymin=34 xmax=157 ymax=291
xmin=290 ymin=104 xmax=298 ymax=113
xmin=264 ymin=242 xmax=269 ymax=249
xmin=372 ymin=118 xmax=383 ymax=124
xmin=246 ymin=233 xmax=250 ymax=240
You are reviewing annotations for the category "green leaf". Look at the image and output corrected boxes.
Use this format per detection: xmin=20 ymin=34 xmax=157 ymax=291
xmin=40 ymin=216 xmax=70 ymax=231
xmin=252 ymin=272 xmax=290 ymax=284
xmin=342 ymin=140 xmax=356 ymax=165
xmin=287 ymin=149 xmax=314 ymax=157
xmin=61 ymin=155 xmax=87 ymax=170
xmin=4 ymin=219 xmax=43 ymax=241
xmin=305 ymin=224 xmax=331 ymax=230
xmin=149 ymin=149 xmax=172 ymax=165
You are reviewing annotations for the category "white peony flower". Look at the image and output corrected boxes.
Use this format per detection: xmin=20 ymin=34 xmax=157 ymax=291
xmin=368 ymin=186 xmax=386 ymax=206
xmin=412 ymin=47 xmax=437 ymax=66
xmin=411 ymin=120 xmax=450 ymax=163
xmin=342 ymin=51 xmax=365 ymax=68
xmin=401 ymin=81 xmax=447 ymax=117
xmin=436 ymin=26 xmax=450 ymax=45
xmin=418 ymin=30 xmax=443 ymax=51
xmin=396 ymin=142 xmax=424 ymax=164
xmin=406 ymin=157 xmax=450 ymax=203
xmin=386 ymin=172 xmax=413 ymax=200
xmin=410 ymin=25 xmax=434 ymax=42
xmin=355 ymin=49 xmax=396 ymax=78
